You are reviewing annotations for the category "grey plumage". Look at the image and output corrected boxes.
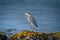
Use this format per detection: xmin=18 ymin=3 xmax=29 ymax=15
xmin=25 ymin=13 xmax=38 ymax=29
xmin=28 ymin=15 xmax=38 ymax=27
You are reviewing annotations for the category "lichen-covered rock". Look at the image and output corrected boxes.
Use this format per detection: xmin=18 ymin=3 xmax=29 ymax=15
xmin=10 ymin=30 xmax=42 ymax=40
xmin=54 ymin=32 xmax=60 ymax=37
xmin=10 ymin=30 xmax=60 ymax=40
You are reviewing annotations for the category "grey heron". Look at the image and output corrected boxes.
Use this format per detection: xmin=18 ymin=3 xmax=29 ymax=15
xmin=25 ymin=12 xmax=38 ymax=31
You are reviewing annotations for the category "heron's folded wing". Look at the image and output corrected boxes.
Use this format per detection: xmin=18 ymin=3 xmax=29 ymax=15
xmin=29 ymin=16 xmax=38 ymax=27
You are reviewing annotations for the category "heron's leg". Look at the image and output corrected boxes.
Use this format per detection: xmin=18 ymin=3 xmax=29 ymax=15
xmin=30 ymin=24 xmax=36 ymax=31
xmin=31 ymin=26 xmax=36 ymax=31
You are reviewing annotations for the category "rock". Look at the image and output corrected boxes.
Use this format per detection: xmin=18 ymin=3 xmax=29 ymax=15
xmin=10 ymin=30 xmax=60 ymax=40
xmin=0 ymin=32 xmax=8 ymax=40
xmin=10 ymin=30 xmax=42 ymax=40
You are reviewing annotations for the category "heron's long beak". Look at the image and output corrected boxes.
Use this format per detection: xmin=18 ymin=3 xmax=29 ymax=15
xmin=25 ymin=13 xmax=30 ymax=16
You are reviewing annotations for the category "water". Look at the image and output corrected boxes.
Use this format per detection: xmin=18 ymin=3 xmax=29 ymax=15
xmin=0 ymin=0 xmax=60 ymax=34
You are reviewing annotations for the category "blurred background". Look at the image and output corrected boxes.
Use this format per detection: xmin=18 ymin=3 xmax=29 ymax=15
xmin=0 ymin=0 xmax=60 ymax=34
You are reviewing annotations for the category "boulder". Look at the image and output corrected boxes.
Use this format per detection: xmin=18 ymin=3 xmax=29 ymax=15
xmin=0 ymin=32 xmax=8 ymax=40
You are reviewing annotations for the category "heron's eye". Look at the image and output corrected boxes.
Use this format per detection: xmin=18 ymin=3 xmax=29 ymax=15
xmin=27 ymin=13 xmax=30 ymax=14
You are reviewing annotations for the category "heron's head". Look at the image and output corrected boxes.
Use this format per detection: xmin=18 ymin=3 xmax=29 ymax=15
xmin=25 ymin=12 xmax=30 ymax=16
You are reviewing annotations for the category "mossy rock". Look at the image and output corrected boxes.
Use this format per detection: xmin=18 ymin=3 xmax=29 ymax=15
xmin=11 ymin=30 xmax=42 ymax=40
xmin=10 ymin=30 xmax=60 ymax=40
xmin=0 ymin=32 xmax=8 ymax=40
